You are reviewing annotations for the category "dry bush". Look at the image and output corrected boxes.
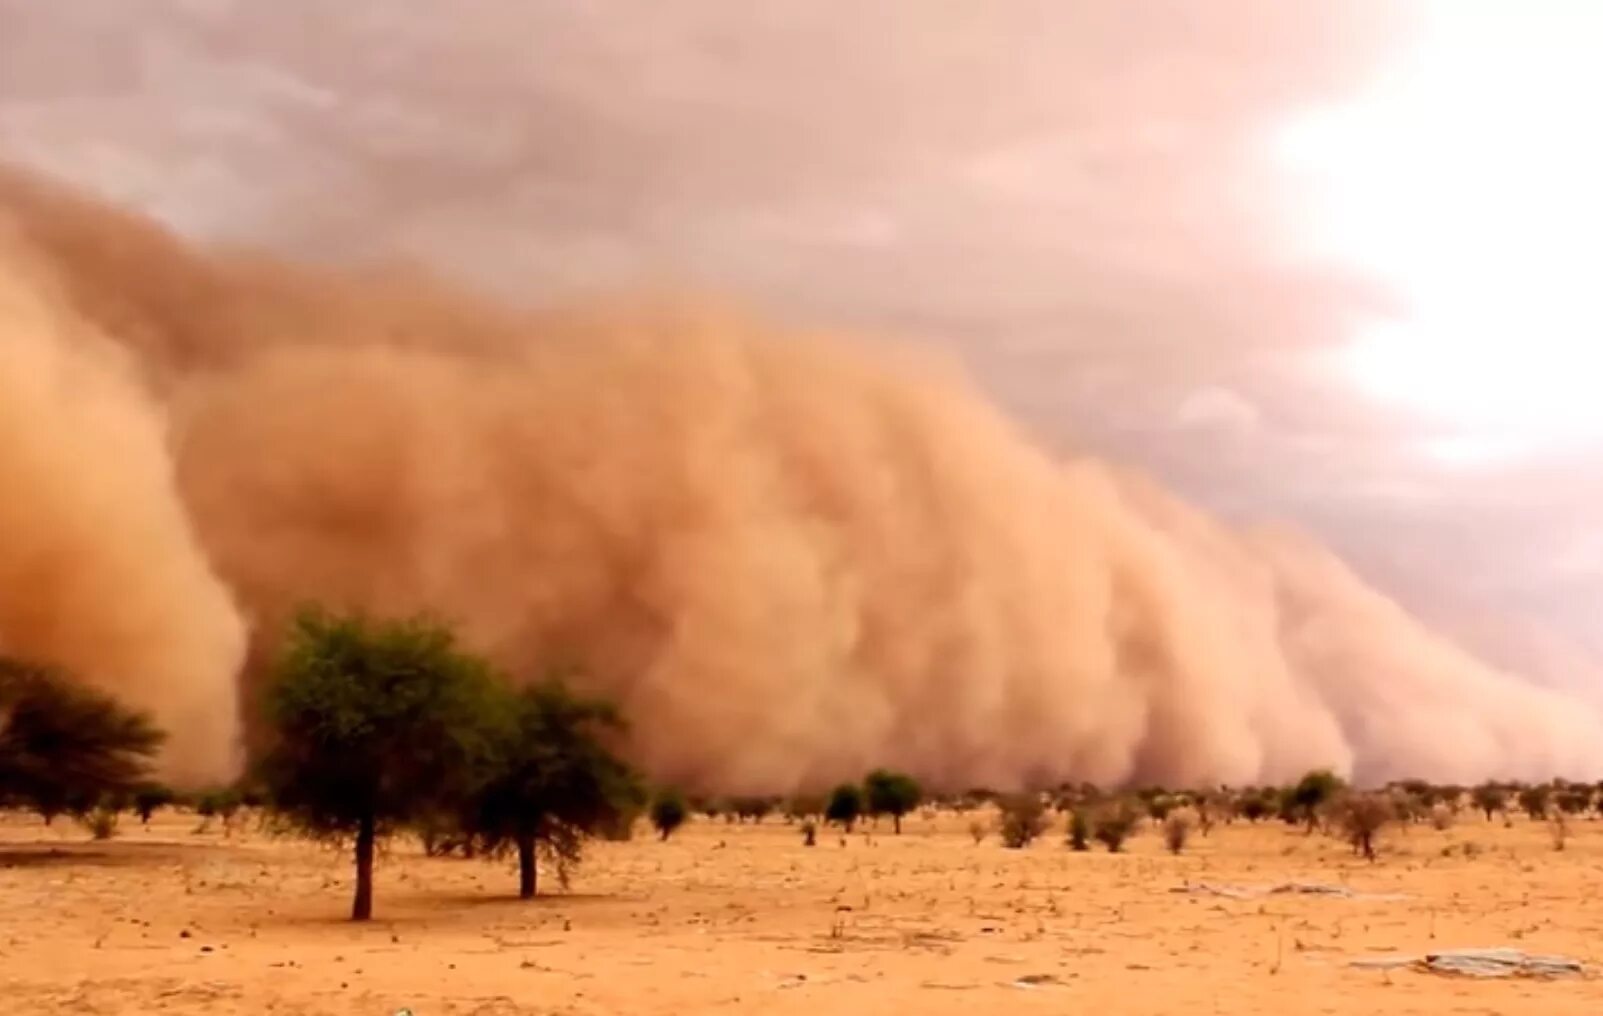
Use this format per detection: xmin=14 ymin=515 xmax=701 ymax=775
xmin=1548 ymin=812 xmax=1569 ymax=851
xmin=968 ymin=819 xmax=987 ymax=845
xmin=1067 ymin=809 xmax=1091 ymax=851
xmin=1093 ymin=800 xmax=1141 ymax=853
xmin=80 ymin=805 xmax=119 ymax=840
xmin=1336 ymin=793 xmax=1393 ymax=861
xmin=998 ymin=794 xmax=1050 ymax=849
xmin=1163 ymin=809 xmax=1194 ymax=855
xmin=800 ymin=820 xmax=817 ymax=847
xmin=1429 ymin=803 xmax=1454 ymax=831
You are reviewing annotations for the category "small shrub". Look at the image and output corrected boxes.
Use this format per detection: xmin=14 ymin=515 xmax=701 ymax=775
xmin=1238 ymin=792 xmax=1273 ymax=823
xmin=132 ymin=784 xmax=175 ymax=825
xmin=1428 ymin=803 xmax=1454 ymax=831
xmin=998 ymin=794 xmax=1050 ymax=849
xmin=968 ymin=819 xmax=987 ymax=845
xmin=1163 ymin=809 xmax=1193 ymax=855
xmin=81 ymin=805 xmax=119 ymax=840
xmin=800 ymin=820 xmax=817 ymax=846
xmin=650 ymin=789 xmax=688 ymax=841
xmin=1146 ymin=794 xmax=1176 ymax=822
xmin=1093 ymin=801 xmax=1141 ymax=853
xmin=1067 ymin=809 xmax=1090 ymax=851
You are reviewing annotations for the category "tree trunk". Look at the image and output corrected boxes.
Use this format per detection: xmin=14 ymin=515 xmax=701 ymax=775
xmin=517 ymin=832 xmax=537 ymax=899
xmin=352 ymin=814 xmax=375 ymax=921
xmin=893 ymin=814 xmax=902 ymax=835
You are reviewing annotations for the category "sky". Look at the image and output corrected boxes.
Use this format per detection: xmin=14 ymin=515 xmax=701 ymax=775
xmin=2 ymin=0 xmax=1600 ymax=681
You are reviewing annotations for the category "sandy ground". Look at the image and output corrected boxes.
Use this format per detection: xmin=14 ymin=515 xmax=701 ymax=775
xmin=2 ymin=806 xmax=1601 ymax=1014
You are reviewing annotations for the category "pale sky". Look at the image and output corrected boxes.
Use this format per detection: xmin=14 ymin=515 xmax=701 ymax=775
xmin=3 ymin=0 xmax=1601 ymax=681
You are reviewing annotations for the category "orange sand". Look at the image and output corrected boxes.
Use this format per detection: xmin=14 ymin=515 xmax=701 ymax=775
xmin=2 ymin=807 xmax=1599 ymax=1014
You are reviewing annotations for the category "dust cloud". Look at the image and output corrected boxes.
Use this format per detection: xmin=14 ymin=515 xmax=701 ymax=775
xmin=2 ymin=168 xmax=1599 ymax=791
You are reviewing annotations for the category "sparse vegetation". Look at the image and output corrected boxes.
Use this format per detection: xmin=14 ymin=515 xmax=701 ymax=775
xmin=1471 ymin=782 xmax=1508 ymax=821
xmin=1517 ymin=784 xmax=1551 ymax=821
xmin=132 ymin=783 xmax=175 ymax=825
xmin=968 ymin=819 xmax=987 ymax=844
xmin=1548 ymin=811 xmax=1570 ymax=851
xmin=1289 ymin=769 xmax=1344 ymax=832
xmin=1067 ymin=809 xmax=1091 ymax=851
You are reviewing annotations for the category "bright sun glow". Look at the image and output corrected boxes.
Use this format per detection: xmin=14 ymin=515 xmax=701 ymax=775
xmin=1276 ymin=1 xmax=1603 ymax=457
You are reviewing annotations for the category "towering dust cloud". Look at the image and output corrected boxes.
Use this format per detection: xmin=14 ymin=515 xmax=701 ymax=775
xmin=2 ymin=169 xmax=1600 ymax=791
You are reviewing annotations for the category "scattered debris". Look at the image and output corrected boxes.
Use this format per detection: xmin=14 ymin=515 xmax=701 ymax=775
xmin=1174 ymin=881 xmax=1406 ymax=901
xmin=1350 ymin=948 xmax=1584 ymax=979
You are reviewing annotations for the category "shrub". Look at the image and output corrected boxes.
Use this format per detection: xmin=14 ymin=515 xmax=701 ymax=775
xmin=1239 ymin=791 xmax=1274 ymax=823
xmin=1549 ymin=812 xmax=1569 ymax=851
xmin=863 ymin=769 xmax=922 ymax=834
xmin=1429 ymin=803 xmax=1454 ymax=831
xmin=825 ymin=784 xmax=863 ymax=831
xmin=800 ymin=820 xmax=817 ymax=847
xmin=80 ymin=804 xmax=120 ymax=840
xmin=650 ymin=789 xmax=688 ymax=841
xmin=785 ymin=794 xmax=826 ymax=823
xmin=1556 ymin=789 xmax=1592 ymax=817
xmin=1067 ymin=809 xmax=1091 ymax=851
xmin=732 ymin=796 xmax=776 ymax=823
xmin=998 ymin=794 xmax=1050 ymax=849
xmin=1163 ymin=809 xmax=1193 ymax=855
xmin=1146 ymin=794 xmax=1177 ymax=822
xmin=1093 ymin=801 xmax=1141 ymax=853
xmin=1337 ymin=793 xmax=1393 ymax=861
xmin=968 ymin=819 xmax=987 ymax=845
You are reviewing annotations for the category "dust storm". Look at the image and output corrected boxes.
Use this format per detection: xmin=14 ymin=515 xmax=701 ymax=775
xmin=2 ymin=167 xmax=1598 ymax=791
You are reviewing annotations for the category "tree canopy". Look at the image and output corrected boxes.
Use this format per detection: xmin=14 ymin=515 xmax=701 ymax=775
xmin=0 ymin=657 xmax=163 ymax=823
xmin=258 ymin=608 xmax=502 ymax=920
xmin=863 ymin=768 xmax=921 ymax=833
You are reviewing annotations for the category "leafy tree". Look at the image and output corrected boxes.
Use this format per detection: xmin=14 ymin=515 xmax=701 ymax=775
xmin=463 ymin=679 xmax=641 ymax=898
xmin=258 ymin=609 xmax=501 ymax=920
xmin=1337 ymin=793 xmax=1393 ymax=861
xmin=0 ymin=657 xmax=163 ymax=825
xmin=825 ymin=783 xmax=863 ymax=831
xmin=1556 ymin=788 xmax=1593 ymax=817
xmin=863 ymin=769 xmax=921 ymax=834
xmin=650 ymin=789 xmax=689 ymax=841
xmin=1289 ymin=769 xmax=1344 ymax=832
xmin=1092 ymin=800 xmax=1141 ymax=852
xmin=1470 ymin=782 xmax=1508 ymax=821
xmin=132 ymin=783 xmax=175 ymax=825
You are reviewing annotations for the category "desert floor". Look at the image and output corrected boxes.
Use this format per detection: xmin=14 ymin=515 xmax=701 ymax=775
xmin=2 ymin=807 xmax=1601 ymax=1015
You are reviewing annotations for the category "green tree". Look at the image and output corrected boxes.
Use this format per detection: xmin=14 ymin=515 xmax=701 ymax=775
xmin=825 ymin=783 xmax=863 ymax=831
xmin=463 ymin=679 xmax=641 ymax=898
xmin=863 ymin=769 xmax=922 ymax=834
xmin=1289 ymin=769 xmax=1344 ymax=833
xmin=650 ymin=788 xmax=689 ymax=841
xmin=0 ymin=657 xmax=163 ymax=825
xmin=258 ymin=609 xmax=500 ymax=921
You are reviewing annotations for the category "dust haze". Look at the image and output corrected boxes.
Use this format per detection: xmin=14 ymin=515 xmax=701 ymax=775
xmin=2 ymin=168 xmax=1599 ymax=791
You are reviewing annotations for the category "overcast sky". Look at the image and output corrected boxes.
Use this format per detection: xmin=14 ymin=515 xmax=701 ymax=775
xmin=4 ymin=1 xmax=1600 ymax=678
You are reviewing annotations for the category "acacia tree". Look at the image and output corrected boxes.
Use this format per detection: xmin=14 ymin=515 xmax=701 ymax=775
xmin=825 ymin=783 xmax=863 ymax=831
xmin=258 ymin=609 xmax=500 ymax=921
xmin=863 ymin=769 xmax=921 ymax=834
xmin=0 ymin=657 xmax=163 ymax=825
xmin=1289 ymin=769 xmax=1344 ymax=833
xmin=463 ymin=679 xmax=641 ymax=899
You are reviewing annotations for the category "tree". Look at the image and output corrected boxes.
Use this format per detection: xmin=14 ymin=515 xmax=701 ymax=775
xmin=650 ymin=789 xmax=688 ymax=841
xmin=1289 ymin=769 xmax=1344 ymax=832
xmin=1517 ymin=784 xmax=1552 ymax=820
xmin=132 ymin=783 xmax=175 ymax=825
xmin=0 ymin=657 xmax=163 ymax=825
xmin=258 ymin=609 xmax=501 ymax=921
xmin=1470 ymin=782 xmax=1507 ymax=821
xmin=1093 ymin=800 xmax=1141 ymax=852
xmin=1556 ymin=788 xmax=1593 ymax=817
xmin=863 ymin=769 xmax=921 ymax=834
xmin=463 ymin=678 xmax=641 ymax=899
xmin=825 ymin=783 xmax=863 ymax=831
xmin=1337 ymin=793 xmax=1393 ymax=861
